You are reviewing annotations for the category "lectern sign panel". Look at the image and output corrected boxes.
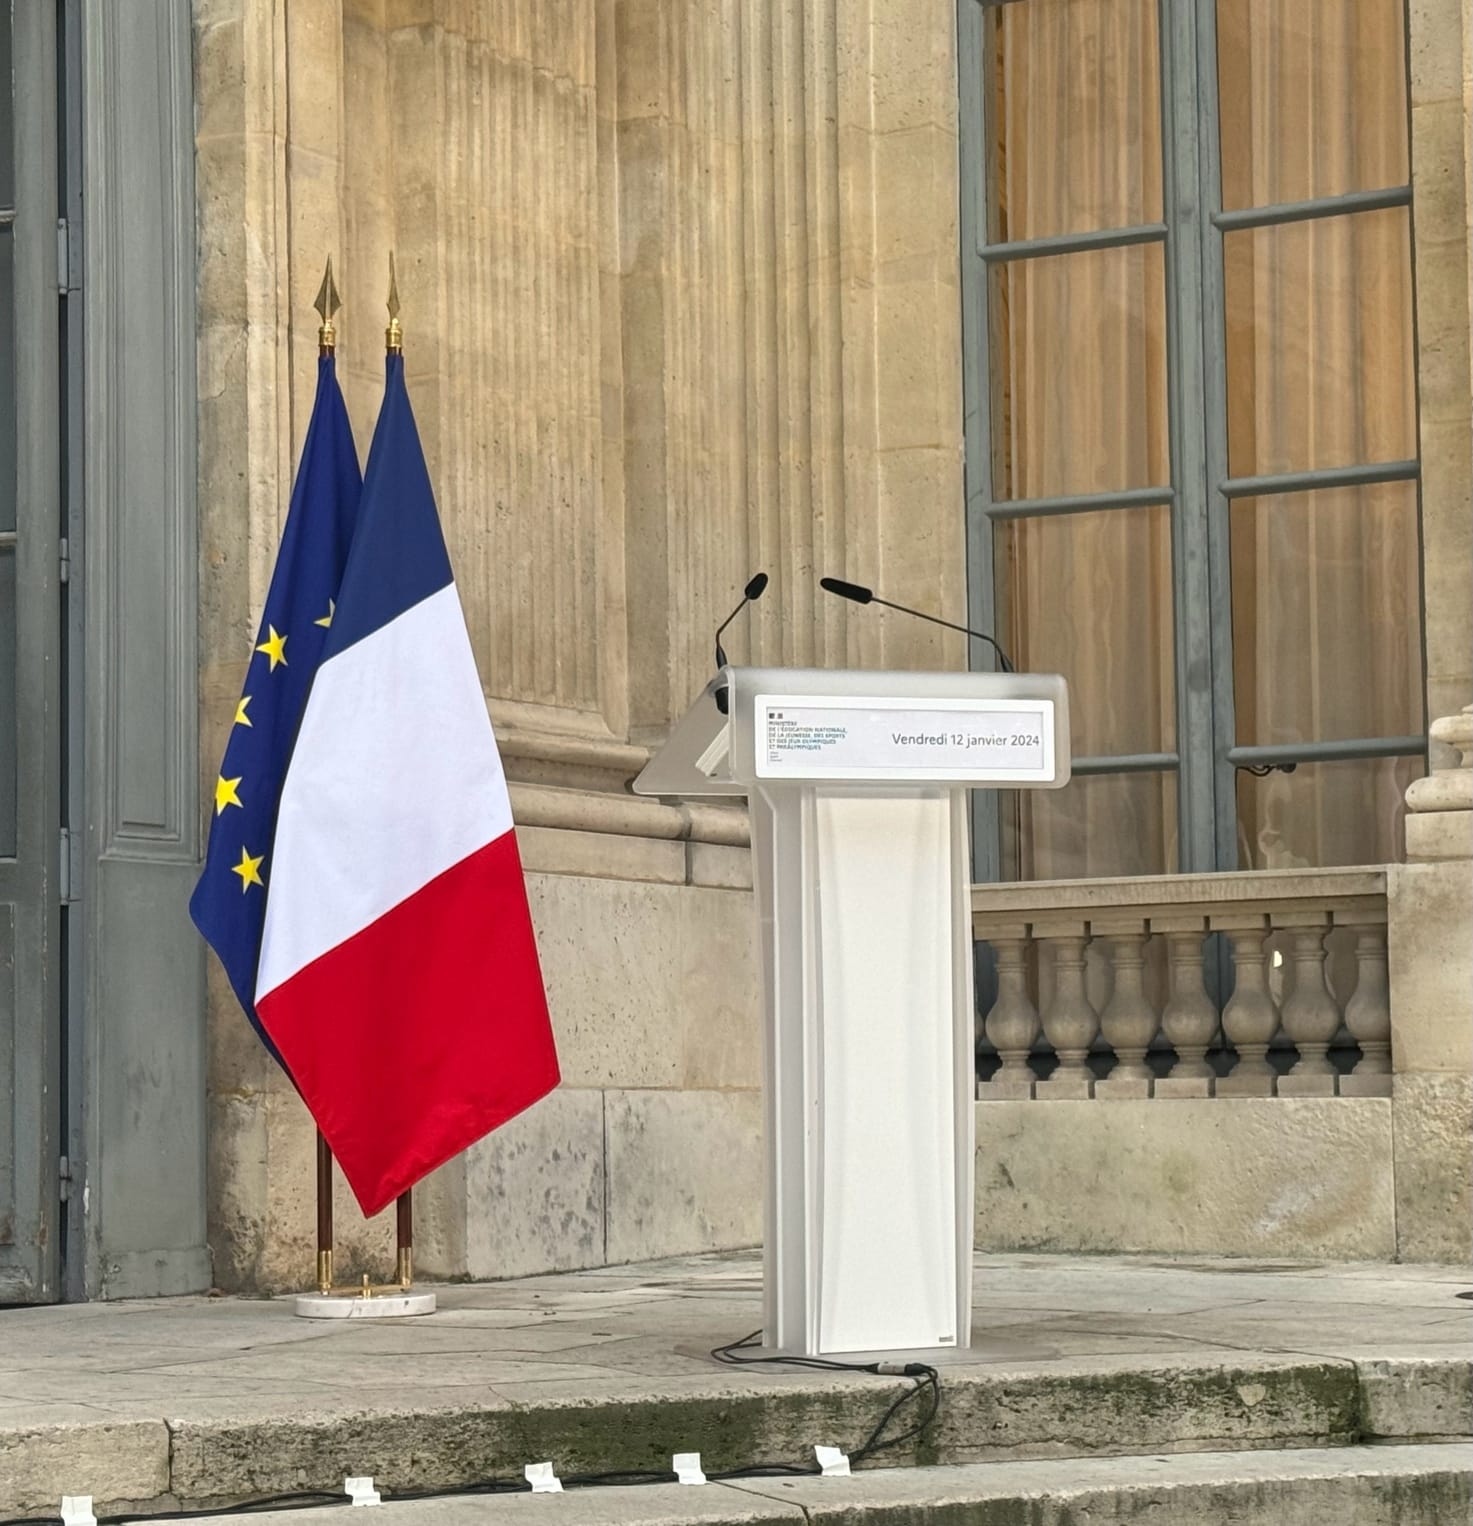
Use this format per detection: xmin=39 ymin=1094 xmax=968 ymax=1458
xmin=755 ymin=695 xmax=1056 ymax=783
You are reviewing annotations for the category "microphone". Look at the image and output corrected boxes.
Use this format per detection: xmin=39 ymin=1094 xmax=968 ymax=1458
xmin=714 ymin=572 xmax=769 ymax=669
xmin=819 ymin=575 xmax=1013 ymax=672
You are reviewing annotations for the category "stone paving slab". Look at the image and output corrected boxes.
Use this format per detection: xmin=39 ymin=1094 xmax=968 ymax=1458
xmin=167 ymin=1445 xmax=1472 ymax=1526
xmin=0 ymin=1251 xmax=1468 ymax=1513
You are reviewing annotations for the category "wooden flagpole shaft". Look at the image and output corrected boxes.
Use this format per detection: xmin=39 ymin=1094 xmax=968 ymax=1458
xmin=315 ymin=1131 xmax=334 ymax=1293
xmin=396 ymin=1190 xmax=413 ymax=1288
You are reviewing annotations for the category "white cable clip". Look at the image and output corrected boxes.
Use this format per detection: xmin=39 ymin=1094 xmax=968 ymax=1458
xmin=815 ymin=1445 xmax=851 ymax=1478
xmin=524 ymin=1462 xmax=563 ymax=1493
xmin=61 ymin=1498 xmax=96 ymax=1526
xmin=673 ymin=1452 xmax=707 ymax=1486
xmin=344 ymin=1477 xmax=381 ymax=1506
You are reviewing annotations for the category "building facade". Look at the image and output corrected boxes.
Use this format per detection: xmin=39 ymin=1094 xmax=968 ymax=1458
xmin=1 ymin=0 xmax=1468 ymax=1301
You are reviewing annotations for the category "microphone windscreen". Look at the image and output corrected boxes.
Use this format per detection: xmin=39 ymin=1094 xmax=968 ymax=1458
xmin=819 ymin=576 xmax=873 ymax=604
xmin=744 ymin=572 xmax=770 ymax=599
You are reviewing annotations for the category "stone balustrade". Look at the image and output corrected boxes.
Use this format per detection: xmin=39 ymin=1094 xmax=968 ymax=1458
xmin=973 ymin=869 xmax=1391 ymax=1101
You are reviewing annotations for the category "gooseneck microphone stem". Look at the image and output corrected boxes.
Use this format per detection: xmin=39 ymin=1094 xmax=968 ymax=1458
xmin=866 ymin=596 xmax=1013 ymax=672
xmin=818 ymin=576 xmax=1013 ymax=672
xmin=714 ymin=571 xmax=770 ymax=669
xmin=713 ymin=597 xmax=747 ymax=670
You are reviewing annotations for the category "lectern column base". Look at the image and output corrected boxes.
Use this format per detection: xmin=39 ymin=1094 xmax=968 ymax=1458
xmin=755 ymin=785 xmax=975 ymax=1358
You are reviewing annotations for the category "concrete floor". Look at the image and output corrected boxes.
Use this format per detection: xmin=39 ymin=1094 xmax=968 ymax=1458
xmin=2 ymin=1250 xmax=1468 ymax=1426
xmin=1 ymin=1250 xmax=1469 ymax=1513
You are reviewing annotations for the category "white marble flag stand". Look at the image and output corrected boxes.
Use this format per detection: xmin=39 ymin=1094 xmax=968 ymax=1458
xmin=635 ymin=666 xmax=1070 ymax=1358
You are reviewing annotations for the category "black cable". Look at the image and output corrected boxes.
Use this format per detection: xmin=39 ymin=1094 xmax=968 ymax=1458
xmin=851 ymin=1368 xmax=941 ymax=1463
xmin=711 ymin=1328 xmax=880 ymax=1375
xmin=94 ymin=1494 xmax=350 ymax=1526
xmin=708 ymin=1329 xmax=941 ymax=1469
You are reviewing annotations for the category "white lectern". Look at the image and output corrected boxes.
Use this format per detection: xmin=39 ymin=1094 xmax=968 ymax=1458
xmin=635 ymin=666 xmax=1070 ymax=1357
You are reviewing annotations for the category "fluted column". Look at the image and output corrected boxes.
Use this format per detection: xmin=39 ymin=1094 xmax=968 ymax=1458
xmin=1095 ymin=928 xmax=1158 ymax=1099
xmin=1339 ymin=921 xmax=1392 ymax=1097
xmin=1216 ymin=916 xmax=1279 ymax=1097
xmin=1034 ymin=925 xmax=1097 ymax=1100
xmin=1277 ymin=915 xmax=1341 ymax=1096
xmin=977 ymin=927 xmax=1039 ymax=1100
xmin=1155 ymin=918 xmax=1218 ymax=1098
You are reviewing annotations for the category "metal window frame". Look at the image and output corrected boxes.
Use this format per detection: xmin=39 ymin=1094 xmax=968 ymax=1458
xmin=958 ymin=0 xmax=1428 ymax=883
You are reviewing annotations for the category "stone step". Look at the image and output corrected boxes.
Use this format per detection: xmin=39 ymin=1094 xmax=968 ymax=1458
xmin=172 ymin=1445 xmax=1472 ymax=1526
xmin=7 ymin=1352 xmax=1468 ymax=1514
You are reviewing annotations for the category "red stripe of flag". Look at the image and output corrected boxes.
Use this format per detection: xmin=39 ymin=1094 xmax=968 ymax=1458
xmin=257 ymin=832 xmax=560 ymax=1216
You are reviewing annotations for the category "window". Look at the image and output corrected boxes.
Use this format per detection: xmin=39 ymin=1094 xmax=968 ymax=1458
xmin=959 ymin=0 xmax=1424 ymax=881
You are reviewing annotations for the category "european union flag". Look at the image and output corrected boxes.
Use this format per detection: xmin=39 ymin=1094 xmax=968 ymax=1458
xmin=189 ymin=355 xmax=362 ymax=1058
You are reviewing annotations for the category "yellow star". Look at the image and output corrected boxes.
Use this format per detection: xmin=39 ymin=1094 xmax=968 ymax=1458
xmin=256 ymin=625 xmax=288 ymax=671
xmin=215 ymin=775 xmax=244 ymax=815
xmin=314 ymin=600 xmax=335 ymax=629
xmin=235 ymin=695 xmax=253 ymax=727
xmin=231 ymin=845 xmax=265 ymax=892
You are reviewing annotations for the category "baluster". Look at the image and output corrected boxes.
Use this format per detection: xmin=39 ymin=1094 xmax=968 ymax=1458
xmin=1216 ymin=916 xmax=1279 ymax=1097
xmin=1155 ymin=918 xmax=1217 ymax=1098
xmin=977 ymin=926 xmax=1039 ymax=1101
xmin=1339 ymin=920 xmax=1392 ymax=1098
xmin=1034 ymin=926 xmax=1097 ymax=1100
xmin=1276 ymin=915 xmax=1340 ymax=1096
xmin=1095 ymin=928 xmax=1158 ymax=1099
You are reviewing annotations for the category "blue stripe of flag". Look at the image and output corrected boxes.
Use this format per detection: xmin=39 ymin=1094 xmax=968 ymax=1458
xmin=188 ymin=356 xmax=362 ymax=1056
xmin=321 ymin=355 xmax=452 ymax=660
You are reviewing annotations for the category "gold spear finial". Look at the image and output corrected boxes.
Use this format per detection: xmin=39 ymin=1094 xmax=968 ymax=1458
xmin=385 ymin=252 xmax=403 ymax=354
xmin=313 ymin=257 xmax=341 ymax=355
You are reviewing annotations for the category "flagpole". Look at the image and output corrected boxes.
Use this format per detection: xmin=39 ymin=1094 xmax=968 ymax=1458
xmin=385 ymin=251 xmax=402 ymax=354
xmin=310 ymin=261 xmax=342 ymax=1299
xmin=294 ymin=253 xmax=435 ymax=1321
xmin=315 ymin=1131 xmax=335 ymax=1293
xmin=396 ymin=1193 xmax=413 ymax=1288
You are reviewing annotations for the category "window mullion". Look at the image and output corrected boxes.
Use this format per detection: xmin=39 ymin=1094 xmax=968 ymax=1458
xmin=957 ymin=0 xmax=1001 ymax=884
xmin=1161 ymin=0 xmax=1221 ymax=874
xmin=1191 ymin=0 xmax=1243 ymax=874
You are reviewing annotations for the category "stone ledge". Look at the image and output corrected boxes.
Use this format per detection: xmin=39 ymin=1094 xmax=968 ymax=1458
xmin=0 ymin=1421 xmax=171 ymax=1516
xmin=174 ymin=1446 xmax=1473 ymax=1526
xmin=140 ymin=1355 xmax=1368 ymax=1507
xmin=1360 ymin=1356 xmax=1473 ymax=1439
xmin=509 ymin=783 xmax=750 ymax=851
xmin=971 ymin=866 xmax=1387 ymax=923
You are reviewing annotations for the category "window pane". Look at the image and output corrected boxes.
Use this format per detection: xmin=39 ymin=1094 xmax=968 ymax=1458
xmin=987 ymin=0 xmax=1162 ymax=242
xmin=1224 ymin=208 xmax=1415 ymax=478
xmin=990 ymin=242 xmax=1169 ymax=499
xmin=1003 ymin=771 xmax=1177 ymax=880
xmin=1230 ymin=483 xmax=1423 ymax=746
xmin=1 ymin=227 xmax=14 ymax=534
xmin=0 ymin=549 xmax=15 ymax=856
xmin=1216 ymin=0 xmax=1409 ymax=210
xmin=1236 ymin=755 xmax=1421 ymax=870
xmin=0 ymin=6 xmax=12 ymax=210
xmin=994 ymin=505 xmax=1175 ymax=757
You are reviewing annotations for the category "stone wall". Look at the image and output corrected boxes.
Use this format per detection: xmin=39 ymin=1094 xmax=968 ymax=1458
xmin=193 ymin=0 xmax=966 ymax=1290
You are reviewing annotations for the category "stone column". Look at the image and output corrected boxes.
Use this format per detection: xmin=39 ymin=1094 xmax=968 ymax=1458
xmin=1409 ymin=0 xmax=1473 ymax=726
xmin=1389 ymin=704 xmax=1472 ymax=1262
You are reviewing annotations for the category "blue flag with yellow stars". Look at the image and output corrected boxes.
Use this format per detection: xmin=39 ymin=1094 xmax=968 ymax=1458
xmin=189 ymin=355 xmax=362 ymax=1060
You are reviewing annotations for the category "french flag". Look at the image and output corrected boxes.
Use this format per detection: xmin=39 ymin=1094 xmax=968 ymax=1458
xmin=255 ymin=354 xmax=560 ymax=1217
